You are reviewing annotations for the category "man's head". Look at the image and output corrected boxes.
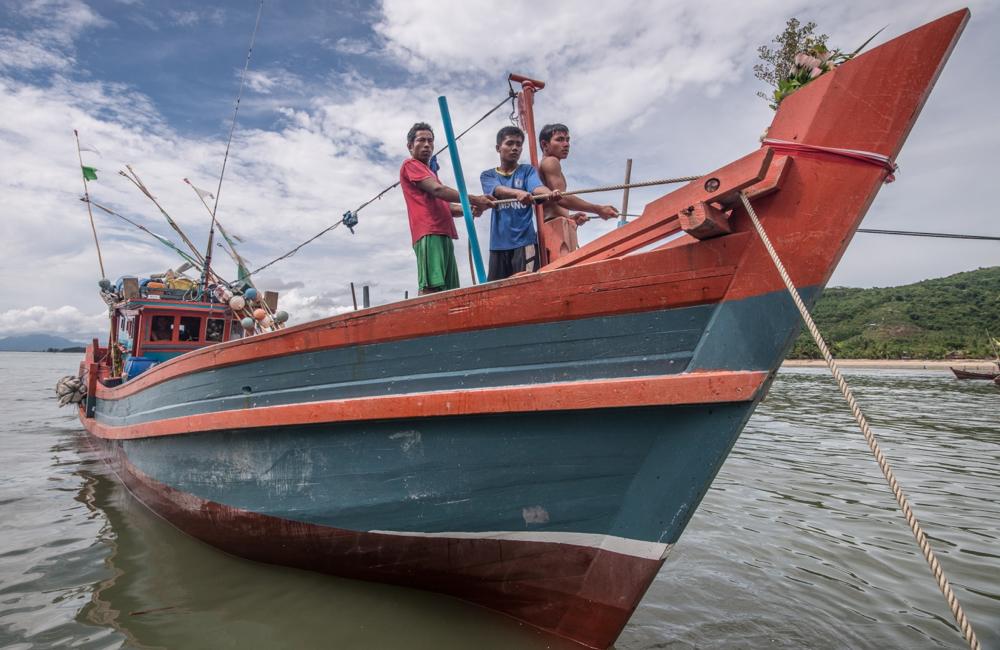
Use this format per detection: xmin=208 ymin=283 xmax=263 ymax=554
xmin=407 ymin=122 xmax=435 ymax=163
xmin=539 ymin=123 xmax=570 ymax=159
xmin=495 ymin=126 xmax=525 ymax=167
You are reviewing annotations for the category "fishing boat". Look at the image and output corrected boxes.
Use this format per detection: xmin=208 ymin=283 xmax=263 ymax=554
xmin=66 ymin=10 xmax=968 ymax=649
xmin=950 ymin=366 xmax=1000 ymax=380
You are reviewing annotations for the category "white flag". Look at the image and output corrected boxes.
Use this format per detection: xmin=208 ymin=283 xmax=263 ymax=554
xmin=79 ymin=145 xmax=102 ymax=157
xmin=184 ymin=178 xmax=215 ymax=200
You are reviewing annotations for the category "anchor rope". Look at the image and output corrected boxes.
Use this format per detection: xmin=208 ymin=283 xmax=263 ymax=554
xmin=738 ymin=191 xmax=981 ymax=650
xmin=492 ymin=174 xmax=701 ymax=209
xmin=247 ymin=90 xmax=517 ymax=278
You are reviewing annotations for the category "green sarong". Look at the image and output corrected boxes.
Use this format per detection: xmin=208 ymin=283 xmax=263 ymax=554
xmin=413 ymin=234 xmax=460 ymax=292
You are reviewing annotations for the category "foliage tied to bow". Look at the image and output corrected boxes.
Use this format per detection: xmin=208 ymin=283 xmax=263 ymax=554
xmin=754 ymin=18 xmax=883 ymax=110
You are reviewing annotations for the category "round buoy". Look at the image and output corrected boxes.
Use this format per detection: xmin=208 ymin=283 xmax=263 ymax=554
xmin=241 ymin=317 xmax=255 ymax=330
xmin=261 ymin=316 xmax=274 ymax=328
xmin=229 ymin=295 xmax=246 ymax=311
xmin=221 ymin=290 xmax=233 ymax=302
xmin=98 ymin=279 xmax=112 ymax=291
xmin=253 ymin=308 xmax=266 ymax=321
xmin=244 ymin=288 xmax=258 ymax=300
xmin=274 ymin=310 xmax=289 ymax=323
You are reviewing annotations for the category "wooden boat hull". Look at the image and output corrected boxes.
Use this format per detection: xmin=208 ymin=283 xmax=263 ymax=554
xmin=88 ymin=401 xmax=756 ymax=648
xmin=950 ymin=367 xmax=999 ymax=380
xmin=77 ymin=10 xmax=968 ymax=649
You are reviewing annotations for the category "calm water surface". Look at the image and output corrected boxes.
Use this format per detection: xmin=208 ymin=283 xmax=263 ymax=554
xmin=0 ymin=352 xmax=997 ymax=649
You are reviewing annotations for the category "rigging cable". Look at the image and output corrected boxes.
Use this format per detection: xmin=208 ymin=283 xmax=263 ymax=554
xmin=248 ymin=90 xmax=517 ymax=278
xmin=202 ymin=0 xmax=264 ymax=290
xmin=857 ymin=228 xmax=1000 ymax=241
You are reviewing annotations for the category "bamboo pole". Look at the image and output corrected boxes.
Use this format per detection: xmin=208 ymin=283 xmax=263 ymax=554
xmin=73 ymin=130 xmax=105 ymax=278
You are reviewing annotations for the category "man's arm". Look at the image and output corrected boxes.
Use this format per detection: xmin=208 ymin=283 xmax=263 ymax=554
xmin=417 ymin=176 xmax=494 ymax=211
xmin=537 ymin=157 xmax=617 ymax=220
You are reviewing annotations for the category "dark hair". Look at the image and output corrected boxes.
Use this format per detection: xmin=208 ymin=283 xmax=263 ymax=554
xmin=407 ymin=122 xmax=434 ymax=147
xmin=496 ymin=125 xmax=525 ymax=146
xmin=539 ymin=123 xmax=569 ymax=146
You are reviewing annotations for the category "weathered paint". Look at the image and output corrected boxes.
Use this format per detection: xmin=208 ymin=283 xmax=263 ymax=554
xmin=96 ymin=304 xmax=717 ymax=426
xmin=75 ymin=11 xmax=969 ymax=650
xmin=115 ymin=403 xmax=753 ymax=544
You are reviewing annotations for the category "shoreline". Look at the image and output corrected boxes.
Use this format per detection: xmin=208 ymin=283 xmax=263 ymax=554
xmin=783 ymin=359 xmax=998 ymax=371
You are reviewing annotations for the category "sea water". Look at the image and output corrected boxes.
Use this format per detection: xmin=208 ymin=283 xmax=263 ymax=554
xmin=0 ymin=352 xmax=997 ymax=649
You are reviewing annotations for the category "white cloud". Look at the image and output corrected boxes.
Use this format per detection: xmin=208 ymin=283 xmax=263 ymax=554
xmin=168 ymin=8 xmax=225 ymax=27
xmin=0 ymin=0 xmax=998 ymax=341
xmin=0 ymin=305 xmax=107 ymax=339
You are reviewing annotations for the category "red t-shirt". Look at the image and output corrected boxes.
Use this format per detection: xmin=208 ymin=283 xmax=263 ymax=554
xmin=400 ymin=158 xmax=458 ymax=245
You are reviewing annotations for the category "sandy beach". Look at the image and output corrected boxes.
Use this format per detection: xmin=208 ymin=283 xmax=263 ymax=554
xmin=783 ymin=359 xmax=999 ymax=371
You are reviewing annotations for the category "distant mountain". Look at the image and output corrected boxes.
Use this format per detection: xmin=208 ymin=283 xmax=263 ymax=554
xmin=0 ymin=334 xmax=88 ymax=352
xmin=790 ymin=267 xmax=1000 ymax=359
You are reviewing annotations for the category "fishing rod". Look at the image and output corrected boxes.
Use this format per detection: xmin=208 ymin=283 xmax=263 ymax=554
xmin=84 ymin=198 xmax=204 ymax=270
xmin=185 ymin=179 xmax=251 ymax=277
xmin=202 ymin=0 xmax=264 ymax=294
xmin=119 ymin=165 xmax=206 ymax=264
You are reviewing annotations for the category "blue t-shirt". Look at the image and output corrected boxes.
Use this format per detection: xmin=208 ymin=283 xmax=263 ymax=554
xmin=480 ymin=164 xmax=543 ymax=251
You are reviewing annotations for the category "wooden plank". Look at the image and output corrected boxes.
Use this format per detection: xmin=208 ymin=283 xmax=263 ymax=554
xmin=544 ymin=149 xmax=773 ymax=269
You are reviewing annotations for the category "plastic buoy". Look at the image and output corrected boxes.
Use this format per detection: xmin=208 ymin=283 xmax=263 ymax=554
xmin=241 ymin=317 xmax=255 ymax=330
xmin=244 ymin=288 xmax=258 ymax=300
xmin=253 ymin=308 xmax=266 ymax=321
xmin=274 ymin=310 xmax=289 ymax=323
xmin=229 ymin=295 xmax=246 ymax=311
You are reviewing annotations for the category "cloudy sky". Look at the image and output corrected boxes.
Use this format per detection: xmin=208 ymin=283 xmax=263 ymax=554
xmin=0 ymin=0 xmax=996 ymax=340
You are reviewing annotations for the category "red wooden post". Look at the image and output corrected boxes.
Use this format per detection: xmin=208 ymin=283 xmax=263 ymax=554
xmin=508 ymin=73 xmax=549 ymax=267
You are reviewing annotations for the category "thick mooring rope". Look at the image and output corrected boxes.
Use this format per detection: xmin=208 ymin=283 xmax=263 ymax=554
xmin=738 ymin=191 xmax=981 ymax=650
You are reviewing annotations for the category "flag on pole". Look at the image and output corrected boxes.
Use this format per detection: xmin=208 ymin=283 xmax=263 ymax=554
xmin=79 ymin=145 xmax=102 ymax=157
xmin=192 ymin=184 xmax=214 ymax=200
xmin=82 ymin=166 xmax=98 ymax=181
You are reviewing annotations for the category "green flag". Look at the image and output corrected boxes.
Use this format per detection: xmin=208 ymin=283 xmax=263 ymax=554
xmin=82 ymin=166 xmax=98 ymax=181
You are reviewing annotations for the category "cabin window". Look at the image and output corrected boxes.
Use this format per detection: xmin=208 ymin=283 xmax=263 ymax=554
xmin=150 ymin=315 xmax=174 ymax=341
xmin=179 ymin=316 xmax=201 ymax=342
xmin=206 ymin=318 xmax=225 ymax=342
xmin=230 ymin=321 xmax=243 ymax=340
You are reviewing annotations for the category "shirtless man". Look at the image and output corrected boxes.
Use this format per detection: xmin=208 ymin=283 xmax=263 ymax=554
xmin=538 ymin=123 xmax=618 ymax=228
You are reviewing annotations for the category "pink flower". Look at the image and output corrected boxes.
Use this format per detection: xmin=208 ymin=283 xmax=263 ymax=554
xmin=795 ymin=52 xmax=822 ymax=69
xmin=810 ymin=66 xmax=824 ymax=78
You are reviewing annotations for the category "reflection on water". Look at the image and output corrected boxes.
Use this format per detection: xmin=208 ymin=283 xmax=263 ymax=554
xmin=0 ymin=354 xmax=997 ymax=649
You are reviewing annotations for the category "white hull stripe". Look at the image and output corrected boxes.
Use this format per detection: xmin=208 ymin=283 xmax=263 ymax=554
xmin=368 ymin=529 xmax=673 ymax=561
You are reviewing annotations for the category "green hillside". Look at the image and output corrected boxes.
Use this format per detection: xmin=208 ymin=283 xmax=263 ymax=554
xmin=789 ymin=267 xmax=1000 ymax=359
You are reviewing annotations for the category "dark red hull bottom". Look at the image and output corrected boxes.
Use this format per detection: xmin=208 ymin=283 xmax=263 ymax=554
xmin=104 ymin=445 xmax=665 ymax=649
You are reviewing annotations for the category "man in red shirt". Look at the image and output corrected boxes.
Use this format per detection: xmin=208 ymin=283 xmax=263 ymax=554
xmin=401 ymin=122 xmax=495 ymax=294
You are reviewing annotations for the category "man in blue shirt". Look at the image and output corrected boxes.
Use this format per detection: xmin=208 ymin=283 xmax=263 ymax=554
xmin=480 ymin=126 xmax=558 ymax=281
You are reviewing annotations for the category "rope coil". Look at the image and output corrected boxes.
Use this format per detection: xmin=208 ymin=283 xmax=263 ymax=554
xmin=738 ymin=191 xmax=981 ymax=650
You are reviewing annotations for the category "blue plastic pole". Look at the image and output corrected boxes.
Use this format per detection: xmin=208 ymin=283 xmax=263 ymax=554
xmin=438 ymin=95 xmax=487 ymax=284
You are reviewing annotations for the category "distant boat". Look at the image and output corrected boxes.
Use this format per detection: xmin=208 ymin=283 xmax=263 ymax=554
xmin=950 ymin=366 xmax=1000 ymax=380
xmin=67 ymin=10 xmax=969 ymax=649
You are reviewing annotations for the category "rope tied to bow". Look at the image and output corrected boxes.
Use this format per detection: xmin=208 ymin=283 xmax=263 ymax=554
xmin=762 ymin=138 xmax=898 ymax=182
xmin=739 ymin=190 xmax=981 ymax=650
